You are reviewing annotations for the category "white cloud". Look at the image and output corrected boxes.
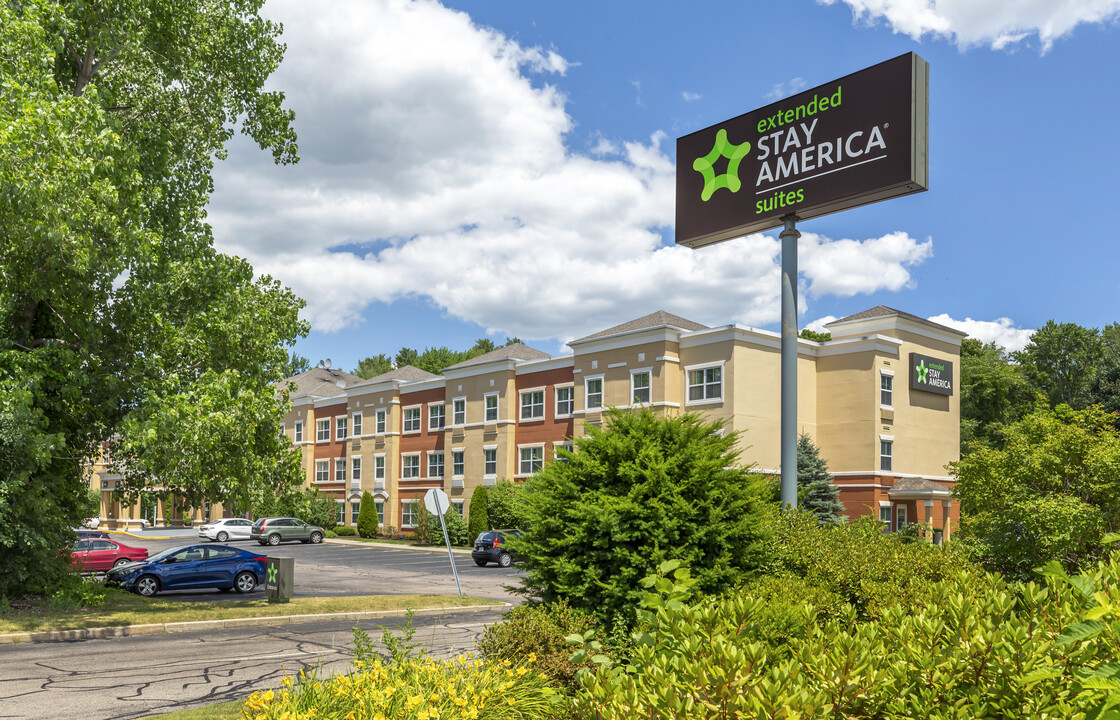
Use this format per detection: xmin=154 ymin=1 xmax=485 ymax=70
xmin=209 ymin=0 xmax=936 ymax=341
xmin=927 ymin=314 xmax=1035 ymax=352
xmin=681 ymin=91 xmax=702 ymax=102
xmin=805 ymin=315 xmax=838 ymax=333
xmin=821 ymin=0 xmax=1120 ymax=50
xmin=764 ymin=77 xmax=807 ymax=101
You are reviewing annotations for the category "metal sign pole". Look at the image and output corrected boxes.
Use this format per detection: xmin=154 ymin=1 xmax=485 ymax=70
xmin=780 ymin=213 xmax=800 ymax=510
xmin=432 ymin=493 xmax=463 ymax=597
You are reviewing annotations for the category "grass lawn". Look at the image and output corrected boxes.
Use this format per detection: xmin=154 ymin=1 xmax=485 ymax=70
xmin=141 ymin=700 xmax=244 ymax=719
xmin=0 ymin=591 xmax=501 ymax=634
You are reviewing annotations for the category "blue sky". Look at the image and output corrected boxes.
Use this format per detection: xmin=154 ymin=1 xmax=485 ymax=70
xmin=207 ymin=0 xmax=1120 ymax=372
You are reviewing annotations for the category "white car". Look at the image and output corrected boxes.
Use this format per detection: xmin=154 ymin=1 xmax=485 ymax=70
xmin=197 ymin=518 xmax=254 ymax=542
xmin=82 ymin=517 xmax=100 ymax=529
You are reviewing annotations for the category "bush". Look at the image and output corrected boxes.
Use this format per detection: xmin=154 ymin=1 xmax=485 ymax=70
xmin=242 ymin=655 xmax=563 ymax=720
xmin=467 ymin=484 xmax=490 ymax=539
xmin=414 ymin=508 xmax=440 ymax=545
xmin=478 ymin=600 xmax=603 ymax=692
xmin=572 ymin=559 xmax=1115 ymax=719
xmin=516 ymin=408 xmax=774 ymax=633
xmin=487 ymin=479 xmax=529 ymax=529
xmin=442 ymin=507 xmax=470 ymax=546
xmin=356 ymin=491 xmax=378 ymax=538
xmin=334 ymin=526 xmax=356 ymax=537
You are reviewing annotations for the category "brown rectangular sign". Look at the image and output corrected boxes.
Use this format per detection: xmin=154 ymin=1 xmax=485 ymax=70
xmin=676 ymin=53 xmax=928 ymax=248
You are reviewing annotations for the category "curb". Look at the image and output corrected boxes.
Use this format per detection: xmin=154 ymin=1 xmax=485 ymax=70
xmin=323 ymin=538 xmax=473 ymax=556
xmin=107 ymin=530 xmax=173 ymax=540
xmin=0 ymin=602 xmax=509 ymax=645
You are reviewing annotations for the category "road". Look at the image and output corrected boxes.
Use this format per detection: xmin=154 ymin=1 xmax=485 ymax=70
xmin=0 ymin=607 xmax=507 ymax=720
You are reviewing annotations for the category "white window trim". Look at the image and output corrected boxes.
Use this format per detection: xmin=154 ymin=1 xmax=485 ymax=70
xmin=293 ymin=420 xmax=304 ymax=444
xmin=483 ymin=392 xmax=499 ymax=423
xmin=316 ymin=418 xmax=331 ymax=443
xmin=374 ymin=453 xmax=386 ymax=481
xmin=428 ymin=403 xmax=446 ymax=431
xmin=483 ymin=445 xmax=498 ymax=479
xmin=451 ymin=499 xmax=465 ymax=518
xmin=314 ymin=459 xmax=330 ymax=483
xmin=517 ymin=443 xmax=546 ymax=476
xmin=555 ymin=384 xmax=574 ymax=419
xmin=334 ymin=457 xmax=347 ymax=483
xmin=630 ymin=367 xmax=653 ymax=406
xmin=375 ymin=408 xmax=387 ymax=435
xmin=427 ymin=450 xmax=445 ymax=479
xmin=880 ymin=370 xmax=895 ymax=410
xmin=519 ymin=388 xmax=546 ymax=421
xmin=352 ymin=412 xmax=363 ymax=437
xmin=351 ymin=455 xmax=362 ymax=482
xmin=401 ymin=499 xmax=419 ymax=528
xmin=451 ymin=396 xmax=467 ymax=427
xmin=401 ymin=452 xmax=421 ymax=479
xmin=451 ymin=449 xmax=465 ymax=479
xmin=584 ymin=375 xmax=605 ymax=411
xmin=402 ymin=405 xmax=422 ymax=435
xmin=895 ymin=504 xmax=908 ymax=528
xmin=684 ymin=361 xmax=725 ymax=406
xmin=336 ymin=416 xmax=348 ymax=442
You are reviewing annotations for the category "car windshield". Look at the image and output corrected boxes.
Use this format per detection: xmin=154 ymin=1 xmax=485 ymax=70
xmin=145 ymin=545 xmax=192 ymax=563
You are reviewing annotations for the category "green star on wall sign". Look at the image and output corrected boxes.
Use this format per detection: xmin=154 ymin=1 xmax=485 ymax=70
xmin=267 ymin=564 xmax=277 ymax=583
xmin=916 ymin=360 xmax=928 ymax=384
xmin=692 ymin=128 xmax=751 ymax=201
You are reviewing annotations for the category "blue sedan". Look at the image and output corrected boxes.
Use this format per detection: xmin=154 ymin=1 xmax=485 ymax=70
xmin=106 ymin=544 xmax=268 ymax=597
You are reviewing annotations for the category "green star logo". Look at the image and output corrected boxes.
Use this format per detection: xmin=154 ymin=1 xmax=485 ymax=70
xmin=917 ymin=360 xmax=928 ymax=384
xmin=693 ymin=128 xmax=751 ymax=202
xmin=267 ymin=564 xmax=277 ymax=583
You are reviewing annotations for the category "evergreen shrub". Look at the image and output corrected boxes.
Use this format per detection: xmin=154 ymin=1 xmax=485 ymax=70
xmin=467 ymin=485 xmax=490 ymax=539
xmin=334 ymin=526 xmax=356 ymax=537
xmin=356 ymin=491 xmax=378 ymax=538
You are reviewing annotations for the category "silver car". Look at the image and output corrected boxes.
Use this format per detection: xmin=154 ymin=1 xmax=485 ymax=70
xmin=197 ymin=518 xmax=254 ymax=542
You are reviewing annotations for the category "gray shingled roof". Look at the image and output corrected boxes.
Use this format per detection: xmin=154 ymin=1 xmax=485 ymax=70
xmin=573 ymin=310 xmax=708 ymax=343
xmin=889 ymin=477 xmax=953 ymax=496
xmin=443 ymin=343 xmax=551 ymax=371
xmin=282 ymin=367 xmax=366 ymax=399
xmin=351 ymin=365 xmax=440 ymax=386
xmin=827 ymin=305 xmax=966 ymax=336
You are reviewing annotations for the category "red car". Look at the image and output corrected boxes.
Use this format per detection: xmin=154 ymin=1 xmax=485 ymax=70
xmin=70 ymin=538 xmax=149 ymax=572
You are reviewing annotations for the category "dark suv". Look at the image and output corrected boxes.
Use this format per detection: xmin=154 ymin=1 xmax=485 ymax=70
xmin=471 ymin=529 xmax=522 ymax=567
xmin=250 ymin=517 xmax=325 ymax=546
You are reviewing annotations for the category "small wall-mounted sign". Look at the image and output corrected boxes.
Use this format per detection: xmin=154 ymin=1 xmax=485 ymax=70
xmin=909 ymin=353 xmax=953 ymax=396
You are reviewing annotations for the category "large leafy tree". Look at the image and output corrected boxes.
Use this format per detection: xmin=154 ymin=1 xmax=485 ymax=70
xmin=1015 ymin=321 xmax=1103 ymax=409
xmin=959 ymin=337 xmax=1036 ymax=453
xmin=952 ymin=404 xmax=1120 ymax=579
xmin=516 ymin=408 xmax=773 ymax=631
xmin=0 ymin=0 xmax=304 ymax=596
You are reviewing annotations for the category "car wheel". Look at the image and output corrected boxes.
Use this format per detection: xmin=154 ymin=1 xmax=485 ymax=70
xmin=498 ymin=552 xmax=512 ymax=568
xmin=267 ymin=533 xmax=281 ymax=546
xmin=112 ymin=558 xmax=131 ymax=568
xmin=216 ymin=531 xmax=229 ymax=542
xmin=310 ymin=531 xmax=323 ymax=544
xmin=136 ymin=575 xmax=160 ymax=597
xmin=474 ymin=559 xmax=488 ymax=567
xmin=235 ymin=571 xmax=257 ymax=593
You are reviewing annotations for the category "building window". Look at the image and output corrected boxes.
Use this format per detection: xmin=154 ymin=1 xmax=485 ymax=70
xmin=336 ymin=500 xmax=346 ymax=525
xmin=687 ymin=366 xmax=722 ymax=402
xmin=351 ymin=456 xmax=362 ymax=483
xmin=556 ymin=386 xmax=574 ymax=417
xmin=585 ymin=378 xmax=603 ymax=409
xmin=315 ymin=460 xmax=329 ymax=483
xmin=428 ymin=451 xmax=444 ymax=479
xmin=335 ymin=458 xmax=346 ymax=483
xmin=403 ymin=407 xmax=421 ymax=433
xmin=374 ymin=455 xmax=385 ymax=481
xmin=375 ymin=409 xmax=386 ymax=434
xmin=402 ymin=454 xmax=420 ymax=479
xmin=401 ymin=500 xmax=418 ymax=528
xmin=554 ymin=441 xmax=573 ymax=461
xmin=631 ymin=371 xmax=651 ymax=404
xmin=429 ymin=404 xmax=445 ymax=431
xmin=375 ymin=500 xmax=384 ymax=526
xmin=452 ymin=500 xmax=464 ymax=518
xmin=453 ymin=398 xmax=466 ymax=426
xmin=316 ymin=419 xmax=331 ymax=442
xmin=484 ymin=448 xmax=497 ymax=476
xmin=519 ymin=446 xmax=544 ymax=475
xmin=879 ymin=505 xmax=892 ymax=531
xmin=336 ymin=416 xmax=347 ymax=441
xmin=895 ymin=504 xmax=908 ymax=529
xmin=880 ymin=440 xmax=893 ymax=472
xmin=294 ymin=420 xmax=303 ymax=443
xmin=452 ymin=450 xmax=465 ymax=477
xmin=881 ymin=373 xmax=893 ymax=407
xmin=352 ymin=413 xmax=363 ymax=437
xmin=484 ymin=393 xmax=499 ymax=422
xmin=520 ymin=390 xmax=544 ymax=420
xmin=351 ymin=499 xmax=361 ymax=524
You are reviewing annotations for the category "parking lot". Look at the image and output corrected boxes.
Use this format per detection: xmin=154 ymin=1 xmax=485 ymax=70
xmin=103 ymin=532 xmax=524 ymax=603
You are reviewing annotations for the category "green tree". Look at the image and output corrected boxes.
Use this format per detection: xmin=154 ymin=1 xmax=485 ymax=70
xmin=468 ymin=338 xmax=497 ymax=357
xmin=354 ymin=353 xmax=393 ymax=379
xmin=1089 ymin=343 xmax=1120 ymax=424
xmin=394 ymin=348 xmax=419 ymax=369
xmin=959 ymin=337 xmax=1035 ymax=452
xmin=282 ymin=353 xmax=312 ymax=378
xmin=0 ymin=0 xmax=303 ymax=597
xmin=516 ymin=408 xmax=774 ymax=632
xmin=1015 ymin=321 xmax=1102 ymax=409
xmin=415 ymin=346 xmax=460 ymax=375
xmin=468 ymin=485 xmax=491 ymax=539
xmin=795 ymin=434 xmax=844 ymax=525
xmin=487 ymin=479 xmax=528 ymax=529
xmin=357 ymin=491 xmax=378 ymax=538
xmin=798 ymin=329 xmax=831 ymax=342
xmin=953 ymin=404 xmax=1120 ymax=579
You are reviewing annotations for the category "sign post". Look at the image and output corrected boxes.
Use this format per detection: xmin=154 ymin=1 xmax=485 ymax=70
xmin=675 ymin=52 xmax=929 ymax=509
xmin=424 ymin=487 xmax=462 ymax=597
